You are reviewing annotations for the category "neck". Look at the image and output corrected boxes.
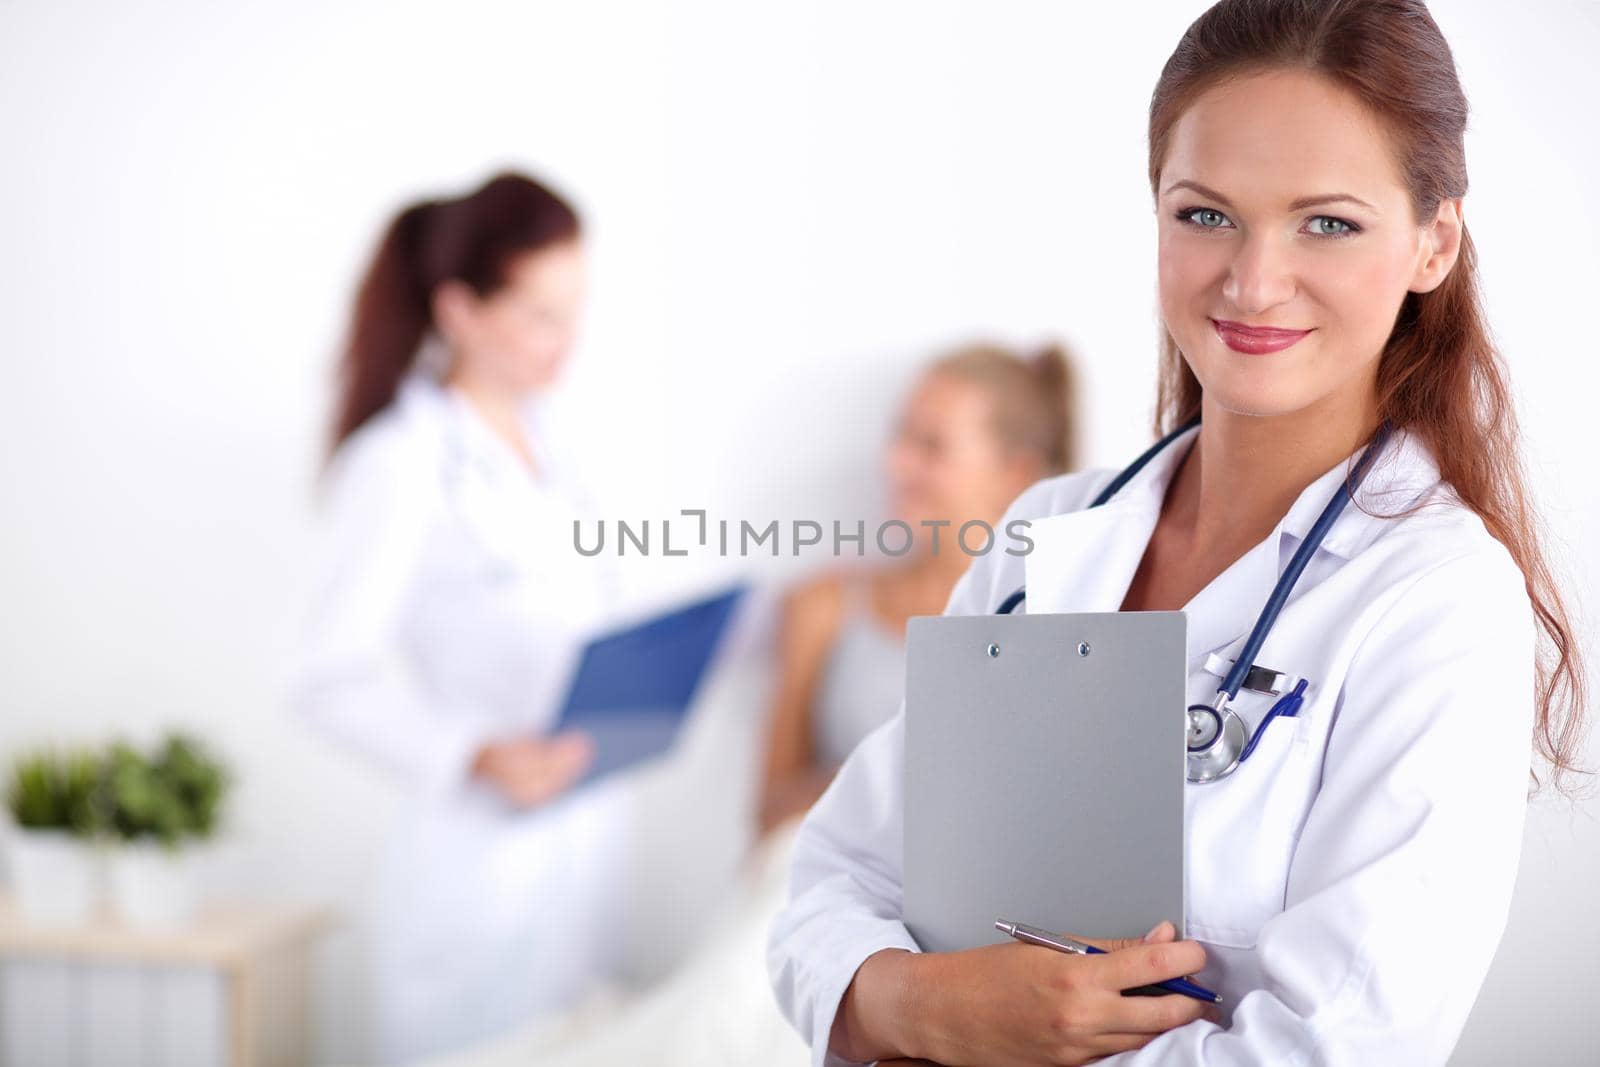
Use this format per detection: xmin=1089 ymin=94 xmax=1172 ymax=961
xmin=901 ymin=530 xmax=982 ymax=589
xmin=1171 ymin=389 xmax=1379 ymax=557
xmin=445 ymin=368 xmax=540 ymax=473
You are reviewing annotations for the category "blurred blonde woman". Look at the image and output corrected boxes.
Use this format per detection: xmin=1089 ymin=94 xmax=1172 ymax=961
xmin=757 ymin=341 xmax=1081 ymax=837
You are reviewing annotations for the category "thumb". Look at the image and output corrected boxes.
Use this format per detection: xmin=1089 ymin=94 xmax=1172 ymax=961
xmin=1083 ymin=920 xmax=1176 ymax=953
xmin=551 ymin=730 xmax=594 ymax=756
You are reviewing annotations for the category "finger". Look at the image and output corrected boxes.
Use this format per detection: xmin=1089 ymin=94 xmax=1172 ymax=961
xmin=1078 ymin=920 xmax=1176 ymax=953
xmin=1100 ymin=939 xmax=1208 ymax=991
xmin=541 ymin=747 xmax=589 ymax=786
xmin=553 ymin=728 xmax=593 ymax=747
xmin=506 ymin=782 xmax=550 ymax=809
xmin=516 ymin=776 xmax=571 ymax=809
xmin=557 ymin=737 xmax=598 ymax=780
xmin=510 ymin=752 xmax=588 ymax=807
xmin=1088 ymin=1031 xmax=1160 ymax=1056
xmin=1098 ymin=990 xmax=1213 ymax=1035
xmin=536 ymin=732 xmax=591 ymax=767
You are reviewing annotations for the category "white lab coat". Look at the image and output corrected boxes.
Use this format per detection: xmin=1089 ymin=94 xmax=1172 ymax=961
xmin=767 ymin=422 xmax=1537 ymax=1067
xmin=291 ymin=372 xmax=634 ymax=1063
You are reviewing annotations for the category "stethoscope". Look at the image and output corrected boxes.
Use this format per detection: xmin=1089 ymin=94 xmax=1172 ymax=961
xmin=993 ymin=415 xmax=1394 ymax=784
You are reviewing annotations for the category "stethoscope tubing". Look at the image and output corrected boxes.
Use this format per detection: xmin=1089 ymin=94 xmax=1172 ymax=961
xmin=1214 ymin=420 xmax=1392 ymax=702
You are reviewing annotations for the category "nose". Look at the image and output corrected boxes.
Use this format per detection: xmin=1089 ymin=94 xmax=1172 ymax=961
xmin=1222 ymin=232 xmax=1296 ymax=315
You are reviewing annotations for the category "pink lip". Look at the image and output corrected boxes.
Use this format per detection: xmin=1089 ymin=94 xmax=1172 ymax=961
xmin=1211 ymin=318 xmax=1312 ymax=355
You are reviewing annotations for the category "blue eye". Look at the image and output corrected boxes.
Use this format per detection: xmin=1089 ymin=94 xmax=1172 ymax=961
xmin=1306 ymin=215 xmax=1357 ymax=237
xmin=1178 ymin=207 xmax=1231 ymax=229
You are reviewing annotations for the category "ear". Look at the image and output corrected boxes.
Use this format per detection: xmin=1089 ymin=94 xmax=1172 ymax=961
xmin=1409 ymin=197 xmax=1464 ymax=294
xmin=429 ymin=279 xmax=479 ymax=345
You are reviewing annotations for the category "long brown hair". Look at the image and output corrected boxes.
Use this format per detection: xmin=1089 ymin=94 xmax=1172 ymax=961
xmin=330 ymin=171 xmax=582 ymax=450
xmin=1147 ymin=0 xmax=1587 ymax=793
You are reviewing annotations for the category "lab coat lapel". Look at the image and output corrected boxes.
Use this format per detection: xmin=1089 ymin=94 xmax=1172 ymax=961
xmin=421 ymin=377 xmax=565 ymax=571
xmin=1178 ymin=530 xmax=1282 ymax=669
xmin=1182 ymin=427 xmax=1441 ymax=671
xmin=1022 ymin=488 xmax=1276 ymax=666
xmin=1022 ymin=497 xmax=1161 ymax=615
xmin=1022 ymin=426 xmax=1195 ymax=617
xmin=1021 ymin=425 xmax=1438 ymax=670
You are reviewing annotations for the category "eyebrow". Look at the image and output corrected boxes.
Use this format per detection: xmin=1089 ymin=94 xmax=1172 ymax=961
xmin=1161 ymin=179 xmax=1378 ymax=214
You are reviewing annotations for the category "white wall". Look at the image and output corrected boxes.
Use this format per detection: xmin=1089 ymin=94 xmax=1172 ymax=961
xmin=1 ymin=1 xmax=1595 ymax=1063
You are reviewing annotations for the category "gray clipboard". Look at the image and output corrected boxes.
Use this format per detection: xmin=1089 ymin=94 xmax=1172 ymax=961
xmin=904 ymin=611 xmax=1187 ymax=954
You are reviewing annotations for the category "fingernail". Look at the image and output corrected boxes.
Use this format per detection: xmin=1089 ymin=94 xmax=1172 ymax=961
xmin=1142 ymin=921 xmax=1166 ymax=943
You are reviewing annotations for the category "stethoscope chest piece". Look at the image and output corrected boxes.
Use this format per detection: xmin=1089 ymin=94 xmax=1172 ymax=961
xmin=1186 ymin=699 xmax=1246 ymax=783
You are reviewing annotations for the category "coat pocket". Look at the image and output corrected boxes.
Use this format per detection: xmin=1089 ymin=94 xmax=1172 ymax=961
xmin=1183 ymin=689 xmax=1315 ymax=948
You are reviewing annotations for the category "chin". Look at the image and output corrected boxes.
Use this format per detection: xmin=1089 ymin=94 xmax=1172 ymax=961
xmin=1211 ymin=385 xmax=1348 ymax=422
xmin=1179 ymin=348 xmax=1319 ymax=421
xmin=1189 ymin=370 xmax=1320 ymax=421
xmin=512 ymin=369 xmax=560 ymax=393
xmin=895 ymin=508 xmax=943 ymax=534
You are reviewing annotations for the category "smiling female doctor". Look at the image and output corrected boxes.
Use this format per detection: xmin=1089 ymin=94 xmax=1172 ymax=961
xmin=766 ymin=2 xmax=1588 ymax=1065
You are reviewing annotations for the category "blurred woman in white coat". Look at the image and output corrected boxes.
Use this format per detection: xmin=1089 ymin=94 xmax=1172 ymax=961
xmin=292 ymin=172 xmax=631 ymax=1063
xmin=767 ymin=2 xmax=1589 ymax=1065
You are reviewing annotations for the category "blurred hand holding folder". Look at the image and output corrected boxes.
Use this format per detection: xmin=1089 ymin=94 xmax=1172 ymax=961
xmin=553 ymin=583 xmax=748 ymax=786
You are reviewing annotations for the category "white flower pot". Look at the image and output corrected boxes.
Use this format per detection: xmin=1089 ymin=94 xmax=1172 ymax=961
xmin=106 ymin=840 xmax=200 ymax=927
xmin=5 ymin=828 xmax=102 ymax=923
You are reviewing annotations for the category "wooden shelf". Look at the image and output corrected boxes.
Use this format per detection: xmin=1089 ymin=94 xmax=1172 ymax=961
xmin=0 ymin=890 xmax=338 ymax=1067
xmin=0 ymin=891 xmax=334 ymax=971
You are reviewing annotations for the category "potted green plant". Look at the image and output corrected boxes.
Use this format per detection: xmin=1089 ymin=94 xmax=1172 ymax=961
xmin=102 ymin=732 xmax=229 ymax=927
xmin=3 ymin=745 xmax=106 ymax=922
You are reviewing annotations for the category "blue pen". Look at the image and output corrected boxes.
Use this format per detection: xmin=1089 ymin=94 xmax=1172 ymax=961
xmin=995 ymin=919 xmax=1222 ymax=1003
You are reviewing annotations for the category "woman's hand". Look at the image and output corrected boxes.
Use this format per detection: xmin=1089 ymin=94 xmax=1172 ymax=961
xmin=470 ymin=731 xmax=594 ymax=808
xmin=835 ymin=921 xmax=1216 ymax=1067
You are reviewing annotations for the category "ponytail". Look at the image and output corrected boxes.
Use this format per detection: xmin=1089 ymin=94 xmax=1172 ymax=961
xmin=331 ymin=202 xmax=436 ymax=451
xmin=932 ymin=339 xmax=1082 ymax=476
xmin=1029 ymin=342 xmax=1079 ymax=472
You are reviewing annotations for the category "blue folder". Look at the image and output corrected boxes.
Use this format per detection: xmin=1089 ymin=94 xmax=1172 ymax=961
xmin=555 ymin=583 xmax=748 ymax=786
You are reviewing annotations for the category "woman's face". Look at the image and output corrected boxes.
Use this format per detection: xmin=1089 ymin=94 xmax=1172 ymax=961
xmin=886 ymin=371 xmax=1036 ymax=544
xmin=436 ymin=239 xmax=587 ymax=395
xmin=1156 ymin=68 xmax=1460 ymax=423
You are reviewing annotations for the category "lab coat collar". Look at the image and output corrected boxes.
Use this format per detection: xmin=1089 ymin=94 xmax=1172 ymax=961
xmin=1021 ymin=431 xmax=1187 ymax=622
xmin=399 ymin=372 xmax=555 ymax=491
xmin=1022 ymin=421 xmax=1443 ymax=666
xmin=444 ymin=385 xmax=555 ymax=489
xmin=1093 ymin=421 xmax=1442 ymax=559
xmin=1283 ymin=424 xmax=1442 ymax=560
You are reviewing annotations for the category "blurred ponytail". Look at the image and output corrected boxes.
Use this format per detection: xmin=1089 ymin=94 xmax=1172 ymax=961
xmin=332 ymin=202 xmax=437 ymax=450
xmin=1028 ymin=342 xmax=1079 ymax=472
xmin=933 ymin=339 xmax=1082 ymax=476
xmin=329 ymin=172 xmax=583 ymax=453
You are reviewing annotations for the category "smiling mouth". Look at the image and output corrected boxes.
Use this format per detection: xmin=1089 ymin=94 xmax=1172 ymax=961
xmin=1210 ymin=318 xmax=1313 ymax=355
